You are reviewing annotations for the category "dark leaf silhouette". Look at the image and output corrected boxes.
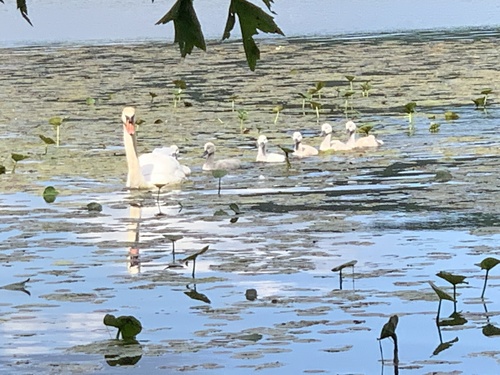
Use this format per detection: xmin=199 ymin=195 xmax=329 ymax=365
xmin=223 ymin=0 xmax=284 ymax=71
xmin=156 ymin=0 xmax=206 ymax=57
xmin=1 ymin=278 xmax=31 ymax=296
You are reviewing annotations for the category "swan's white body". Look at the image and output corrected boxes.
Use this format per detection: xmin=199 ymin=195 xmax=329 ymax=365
xmin=320 ymin=123 xmax=349 ymax=151
xmin=169 ymin=145 xmax=192 ymax=176
xmin=256 ymin=135 xmax=285 ymax=163
xmin=202 ymin=142 xmax=241 ymax=171
xmin=292 ymin=131 xmax=319 ymax=158
xmin=122 ymin=107 xmax=187 ymax=189
xmin=320 ymin=121 xmax=383 ymax=151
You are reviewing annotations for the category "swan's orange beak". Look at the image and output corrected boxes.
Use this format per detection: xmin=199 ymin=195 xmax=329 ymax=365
xmin=125 ymin=118 xmax=135 ymax=135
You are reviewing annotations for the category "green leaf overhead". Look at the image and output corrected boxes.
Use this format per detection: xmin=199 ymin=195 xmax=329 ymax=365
xmin=156 ymin=0 xmax=206 ymax=57
xmin=14 ymin=0 xmax=33 ymax=26
xmin=223 ymin=0 xmax=284 ymax=71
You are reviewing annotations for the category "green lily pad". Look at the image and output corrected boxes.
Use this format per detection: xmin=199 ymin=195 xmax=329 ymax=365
xmin=43 ymin=186 xmax=59 ymax=203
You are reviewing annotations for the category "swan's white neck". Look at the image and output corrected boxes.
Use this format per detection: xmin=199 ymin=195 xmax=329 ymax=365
xmin=123 ymin=126 xmax=146 ymax=188
xmin=346 ymin=130 xmax=356 ymax=147
xmin=320 ymin=133 xmax=332 ymax=150
xmin=258 ymin=143 xmax=267 ymax=158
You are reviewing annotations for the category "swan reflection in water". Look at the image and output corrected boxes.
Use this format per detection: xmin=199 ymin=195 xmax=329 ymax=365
xmin=126 ymin=203 xmax=142 ymax=274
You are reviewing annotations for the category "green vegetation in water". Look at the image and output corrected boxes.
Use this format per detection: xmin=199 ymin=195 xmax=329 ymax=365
xmin=429 ymin=281 xmax=455 ymax=320
xmin=403 ymin=102 xmax=417 ymax=123
xmin=11 ymin=153 xmax=29 ymax=173
xmin=476 ymin=257 xmax=500 ymax=299
xmin=0 ymin=165 xmax=5 ymax=175
xmin=377 ymin=314 xmax=399 ymax=366
xmin=87 ymin=202 xmax=103 ymax=212
xmin=473 ymin=88 xmax=492 ymax=110
xmin=43 ymin=186 xmax=59 ymax=203
xmin=212 ymin=169 xmax=228 ymax=196
xmin=444 ymin=111 xmax=459 ymax=120
xmin=309 ymin=101 xmax=322 ymax=122
xmin=229 ymin=94 xmax=239 ymax=112
xmin=436 ymin=271 xmax=468 ymax=305
xmin=332 ymin=260 xmax=357 ymax=290
xmin=278 ymin=145 xmax=294 ymax=169
xmin=181 ymin=245 xmax=210 ymax=278
xmin=39 ymin=134 xmax=56 ymax=155
xmin=429 ymin=122 xmax=440 ymax=133
xmin=345 ymin=75 xmax=355 ymax=91
xmin=172 ymin=79 xmax=186 ymax=108
xmin=272 ymin=104 xmax=284 ymax=124
xmin=360 ymin=81 xmax=372 ymax=97
xmin=103 ymin=314 xmax=142 ymax=340
xmin=237 ymin=109 xmax=248 ymax=134
xmin=149 ymin=91 xmax=158 ymax=103
xmin=358 ymin=124 xmax=373 ymax=136
xmin=48 ymin=116 xmax=67 ymax=147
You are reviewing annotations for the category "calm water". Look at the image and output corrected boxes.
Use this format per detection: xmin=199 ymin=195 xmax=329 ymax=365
xmin=0 ymin=0 xmax=499 ymax=46
xmin=0 ymin=3 xmax=499 ymax=374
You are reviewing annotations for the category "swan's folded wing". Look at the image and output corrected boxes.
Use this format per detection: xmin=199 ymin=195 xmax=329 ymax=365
xmin=139 ymin=152 xmax=186 ymax=186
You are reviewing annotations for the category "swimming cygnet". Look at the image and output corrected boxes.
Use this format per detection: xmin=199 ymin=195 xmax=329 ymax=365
xmin=169 ymin=145 xmax=192 ymax=175
xmin=292 ymin=131 xmax=319 ymax=157
xmin=319 ymin=123 xmax=348 ymax=151
xmin=256 ymin=135 xmax=286 ymax=163
xmin=202 ymin=142 xmax=241 ymax=171
xmin=348 ymin=121 xmax=384 ymax=148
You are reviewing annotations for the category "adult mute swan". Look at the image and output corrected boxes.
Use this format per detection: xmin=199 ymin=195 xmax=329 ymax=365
xmin=256 ymin=135 xmax=285 ymax=163
xmin=292 ymin=131 xmax=319 ymax=158
xmin=121 ymin=107 xmax=187 ymax=189
xmin=202 ymin=142 xmax=241 ymax=171
xmin=170 ymin=145 xmax=192 ymax=176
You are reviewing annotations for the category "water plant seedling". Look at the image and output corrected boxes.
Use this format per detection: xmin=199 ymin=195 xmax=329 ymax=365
xmin=39 ymin=134 xmax=56 ymax=155
xmin=184 ymin=284 xmax=211 ymax=304
xmin=154 ymin=183 xmax=166 ymax=216
xmin=272 ymin=104 xmax=284 ymax=124
xmin=378 ymin=314 xmax=399 ymax=365
xmin=212 ymin=169 xmax=228 ymax=196
xmin=11 ymin=153 xmax=28 ymax=173
xmin=476 ymin=257 xmax=500 ymax=299
xmin=164 ymin=234 xmax=183 ymax=263
xmin=429 ymin=281 xmax=455 ymax=320
xmin=149 ymin=91 xmax=158 ymax=103
xmin=229 ymin=94 xmax=239 ymax=112
xmin=103 ymin=314 xmax=142 ymax=340
xmin=436 ymin=271 xmax=467 ymax=309
xmin=172 ymin=79 xmax=187 ymax=108
xmin=309 ymin=101 xmax=322 ymax=122
xmin=331 ymin=260 xmax=357 ymax=290
xmin=345 ymin=75 xmax=355 ymax=91
xmin=360 ymin=81 xmax=372 ymax=97
xmin=48 ymin=116 xmax=65 ymax=146
xmin=403 ymin=102 xmax=417 ymax=123
xmin=181 ymin=245 xmax=210 ymax=278
xmin=277 ymin=145 xmax=294 ymax=169
xmin=237 ymin=109 xmax=248 ymax=134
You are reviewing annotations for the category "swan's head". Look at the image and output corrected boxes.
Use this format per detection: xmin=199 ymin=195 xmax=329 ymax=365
xmin=346 ymin=120 xmax=357 ymax=134
xmin=122 ymin=107 xmax=136 ymax=135
xmin=257 ymin=135 xmax=268 ymax=147
xmin=170 ymin=144 xmax=180 ymax=159
xmin=203 ymin=142 xmax=216 ymax=158
xmin=321 ymin=123 xmax=332 ymax=136
xmin=292 ymin=132 xmax=303 ymax=144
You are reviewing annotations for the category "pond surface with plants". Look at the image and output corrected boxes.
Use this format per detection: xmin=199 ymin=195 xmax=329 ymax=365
xmin=0 ymin=28 xmax=499 ymax=374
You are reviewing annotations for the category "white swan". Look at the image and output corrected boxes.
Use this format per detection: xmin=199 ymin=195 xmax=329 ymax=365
xmin=349 ymin=120 xmax=384 ymax=148
xmin=121 ymin=107 xmax=187 ymax=189
xmin=256 ymin=135 xmax=285 ymax=163
xmin=202 ymin=142 xmax=241 ymax=171
xmin=292 ymin=131 xmax=319 ymax=158
xmin=169 ymin=144 xmax=192 ymax=176
xmin=319 ymin=123 xmax=348 ymax=151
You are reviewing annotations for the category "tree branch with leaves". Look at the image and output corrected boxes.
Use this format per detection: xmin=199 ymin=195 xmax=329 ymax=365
xmin=3 ymin=0 xmax=284 ymax=70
